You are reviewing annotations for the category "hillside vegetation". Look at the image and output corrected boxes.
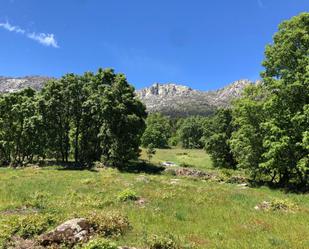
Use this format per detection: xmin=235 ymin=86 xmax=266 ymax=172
xmin=0 ymin=149 xmax=309 ymax=249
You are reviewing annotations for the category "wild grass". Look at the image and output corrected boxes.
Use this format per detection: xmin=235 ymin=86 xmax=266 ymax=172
xmin=140 ymin=147 xmax=213 ymax=171
xmin=0 ymin=149 xmax=309 ymax=248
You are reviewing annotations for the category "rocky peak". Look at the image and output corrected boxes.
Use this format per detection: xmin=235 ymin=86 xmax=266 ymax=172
xmin=136 ymin=79 xmax=255 ymax=117
xmin=138 ymin=83 xmax=194 ymax=98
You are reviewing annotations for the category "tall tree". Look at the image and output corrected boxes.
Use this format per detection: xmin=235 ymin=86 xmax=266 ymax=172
xmin=203 ymin=109 xmax=236 ymax=168
xmin=230 ymin=84 xmax=268 ymax=179
xmin=260 ymin=12 xmax=309 ymax=186
xmin=99 ymin=73 xmax=147 ymax=166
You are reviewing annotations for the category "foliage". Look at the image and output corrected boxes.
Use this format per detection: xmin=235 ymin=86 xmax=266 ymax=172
xmin=117 ymin=189 xmax=139 ymax=202
xmin=259 ymin=12 xmax=309 ymax=187
xmin=229 ymin=84 xmax=268 ymax=179
xmin=141 ymin=113 xmax=172 ymax=148
xmin=0 ymin=88 xmax=45 ymax=166
xmin=269 ymin=199 xmax=298 ymax=212
xmin=203 ymin=109 xmax=236 ymax=168
xmin=146 ymin=143 xmax=156 ymax=162
xmin=0 ymin=68 xmax=147 ymax=168
xmin=177 ymin=116 xmax=205 ymax=149
xmin=148 ymin=235 xmax=179 ymax=249
xmin=87 ymin=211 xmax=130 ymax=237
xmin=194 ymin=13 xmax=309 ymax=188
xmin=4 ymin=214 xmax=56 ymax=239
xmin=82 ymin=238 xmax=118 ymax=249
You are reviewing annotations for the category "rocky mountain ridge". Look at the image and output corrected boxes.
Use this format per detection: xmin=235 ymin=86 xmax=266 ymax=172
xmin=0 ymin=76 xmax=53 ymax=93
xmin=0 ymin=76 xmax=255 ymax=117
xmin=136 ymin=79 xmax=254 ymax=116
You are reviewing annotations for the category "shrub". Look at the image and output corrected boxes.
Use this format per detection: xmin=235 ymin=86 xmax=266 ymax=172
xmin=270 ymin=199 xmax=297 ymax=212
xmin=82 ymin=238 xmax=117 ymax=249
xmin=148 ymin=235 xmax=179 ymax=249
xmin=117 ymin=189 xmax=138 ymax=202
xmin=4 ymin=214 xmax=56 ymax=239
xmin=87 ymin=212 xmax=131 ymax=237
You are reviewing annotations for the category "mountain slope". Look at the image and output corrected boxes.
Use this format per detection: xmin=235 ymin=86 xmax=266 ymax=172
xmin=136 ymin=79 xmax=253 ymax=117
xmin=0 ymin=76 xmax=53 ymax=93
xmin=0 ymin=76 xmax=254 ymax=117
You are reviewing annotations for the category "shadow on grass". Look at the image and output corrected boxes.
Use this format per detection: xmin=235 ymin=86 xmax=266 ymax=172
xmin=118 ymin=160 xmax=165 ymax=174
xmin=249 ymin=180 xmax=309 ymax=194
xmin=40 ymin=160 xmax=99 ymax=172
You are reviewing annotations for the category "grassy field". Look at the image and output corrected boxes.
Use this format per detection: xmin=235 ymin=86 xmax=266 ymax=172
xmin=0 ymin=149 xmax=309 ymax=248
xmin=140 ymin=148 xmax=213 ymax=171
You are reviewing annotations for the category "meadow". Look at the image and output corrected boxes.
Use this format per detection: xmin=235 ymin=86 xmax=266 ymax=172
xmin=0 ymin=148 xmax=309 ymax=249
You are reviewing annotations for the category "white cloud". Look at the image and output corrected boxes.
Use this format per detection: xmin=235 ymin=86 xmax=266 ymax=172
xmin=0 ymin=21 xmax=25 ymax=34
xmin=27 ymin=32 xmax=59 ymax=48
xmin=0 ymin=20 xmax=59 ymax=48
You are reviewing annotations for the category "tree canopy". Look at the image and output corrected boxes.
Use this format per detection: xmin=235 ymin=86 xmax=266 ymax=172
xmin=0 ymin=68 xmax=147 ymax=168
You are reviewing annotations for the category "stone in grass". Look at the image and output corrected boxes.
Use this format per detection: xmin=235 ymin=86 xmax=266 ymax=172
xmin=165 ymin=167 xmax=217 ymax=179
xmin=39 ymin=218 xmax=93 ymax=246
xmin=135 ymin=197 xmax=147 ymax=207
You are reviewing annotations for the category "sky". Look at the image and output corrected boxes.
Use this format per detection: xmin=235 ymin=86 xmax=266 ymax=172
xmin=0 ymin=0 xmax=308 ymax=90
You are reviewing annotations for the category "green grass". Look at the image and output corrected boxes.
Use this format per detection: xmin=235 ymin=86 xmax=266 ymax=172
xmin=0 ymin=149 xmax=309 ymax=248
xmin=140 ymin=147 xmax=213 ymax=171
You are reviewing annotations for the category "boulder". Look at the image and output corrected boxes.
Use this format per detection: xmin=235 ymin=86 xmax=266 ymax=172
xmin=39 ymin=218 xmax=92 ymax=246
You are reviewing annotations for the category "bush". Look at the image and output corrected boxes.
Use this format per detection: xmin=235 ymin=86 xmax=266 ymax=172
xmin=87 ymin=212 xmax=131 ymax=237
xmin=117 ymin=189 xmax=138 ymax=202
xmin=4 ymin=214 xmax=56 ymax=239
xmin=270 ymin=199 xmax=297 ymax=212
xmin=82 ymin=238 xmax=117 ymax=249
xmin=148 ymin=235 xmax=179 ymax=249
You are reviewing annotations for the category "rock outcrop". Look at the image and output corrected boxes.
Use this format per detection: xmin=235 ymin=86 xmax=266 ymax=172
xmin=39 ymin=218 xmax=92 ymax=246
xmin=136 ymin=79 xmax=255 ymax=117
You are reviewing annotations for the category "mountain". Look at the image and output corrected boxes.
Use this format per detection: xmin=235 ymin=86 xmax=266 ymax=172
xmin=0 ymin=76 xmax=254 ymax=117
xmin=0 ymin=76 xmax=53 ymax=93
xmin=136 ymin=79 xmax=254 ymax=117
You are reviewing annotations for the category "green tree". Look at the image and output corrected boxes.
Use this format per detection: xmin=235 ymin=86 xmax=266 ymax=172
xmin=203 ymin=109 xmax=236 ymax=168
xmin=39 ymin=79 xmax=70 ymax=162
xmin=99 ymin=72 xmax=147 ymax=166
xmin=146 ymin=143 xmax=156 ymax=162
xmin=230 ymin=84 xmax=268 ymax=179
xmin=177 ymin=116 xmax=205 ymax=149
xmin=39 ymin=68 xmax=146 ymax=168
xmin=260 ymin=12 xmax=309 ymax=186
xmin=0 ymin=88 xmax=45 ymax=166
xmin=141 ymin=113 xmax=171 ymax=148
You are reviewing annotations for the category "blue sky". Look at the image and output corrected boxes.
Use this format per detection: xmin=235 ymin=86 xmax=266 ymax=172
xmin=0 ymin=0 xmax=308 ymax=90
